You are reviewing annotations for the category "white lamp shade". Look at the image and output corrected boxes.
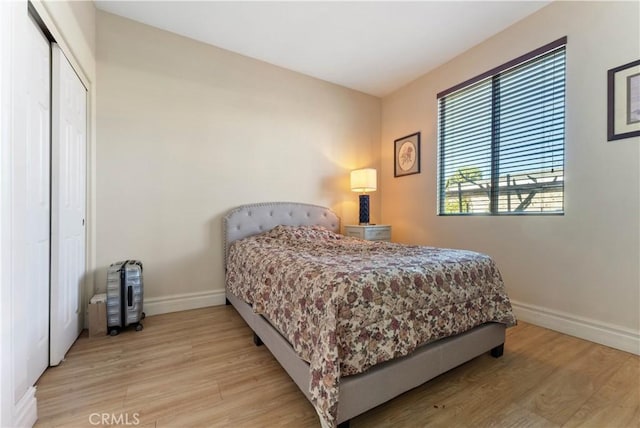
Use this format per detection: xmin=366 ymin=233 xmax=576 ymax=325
xmin=350 ymin=168 xmax=377 ymax=192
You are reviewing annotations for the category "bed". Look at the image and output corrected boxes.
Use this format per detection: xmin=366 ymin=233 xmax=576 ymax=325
xmin=223 ymin=202 xmax=516 ymax=427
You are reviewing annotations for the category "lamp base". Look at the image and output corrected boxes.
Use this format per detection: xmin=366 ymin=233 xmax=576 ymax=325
xmin=358 ymin=194 xmax=370 ymax=225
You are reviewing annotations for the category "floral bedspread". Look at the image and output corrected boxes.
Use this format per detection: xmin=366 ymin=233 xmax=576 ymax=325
xmin=225 ymin=225 xmax=516 ymax=427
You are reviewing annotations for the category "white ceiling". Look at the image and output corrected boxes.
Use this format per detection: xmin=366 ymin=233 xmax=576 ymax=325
xmin=94 ymin=1 xmax=551 ymax=97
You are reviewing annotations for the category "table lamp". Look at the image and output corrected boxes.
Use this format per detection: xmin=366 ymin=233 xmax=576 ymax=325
xmin=350 ymin=168 xmax=377 ymax=225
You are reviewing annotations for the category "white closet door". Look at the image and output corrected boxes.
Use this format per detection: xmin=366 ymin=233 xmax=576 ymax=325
xmin=23 ymin=13 xmax=51 ymax=388
xmin=50 ymin=44 xmax=87 ymax=366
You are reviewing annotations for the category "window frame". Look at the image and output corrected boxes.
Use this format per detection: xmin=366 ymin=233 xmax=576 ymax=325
xmin=437 ymin=37 xmax=567 ymax=216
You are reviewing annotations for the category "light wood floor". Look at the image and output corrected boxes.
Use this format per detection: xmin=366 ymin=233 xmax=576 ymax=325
xmin=35 ymin=306 xmax=639 ymax=427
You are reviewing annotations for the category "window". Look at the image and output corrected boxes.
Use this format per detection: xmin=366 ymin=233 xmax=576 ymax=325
xmin=438 ymin=37 xmax=566 ymax=215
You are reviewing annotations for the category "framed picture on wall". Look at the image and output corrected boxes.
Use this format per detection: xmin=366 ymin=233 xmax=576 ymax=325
xmin=608 ymin=59 xmax=640 ymax=141
xmin=394 ymin=132 xmax=421 ymax=177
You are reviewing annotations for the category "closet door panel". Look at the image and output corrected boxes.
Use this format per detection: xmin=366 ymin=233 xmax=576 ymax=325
xmin=23 ymin=13 xmax=51 ymax=389
xmin=50 ymin=43 xmax=86 ymax=366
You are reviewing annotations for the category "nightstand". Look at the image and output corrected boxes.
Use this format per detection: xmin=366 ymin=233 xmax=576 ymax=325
xmin=344 ymin=225 xmax=391 ymax=242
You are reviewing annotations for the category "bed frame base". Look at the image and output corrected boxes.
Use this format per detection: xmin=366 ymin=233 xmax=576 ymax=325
xmin=226 ymin=292 xmax=506 ymax=425
xmin=335 ymin=344 xmax=505 ymax=428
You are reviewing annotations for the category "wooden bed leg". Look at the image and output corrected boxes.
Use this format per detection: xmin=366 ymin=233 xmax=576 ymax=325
xmin=337 ymin=421 xmax=350 ymax=428
xmin=225 ymin=298 xmax=231 ymax=306
xmin=253 ymin=332 xmax=264 ymax=346
xmin=490 ymin=344 xmax=504 ymax=358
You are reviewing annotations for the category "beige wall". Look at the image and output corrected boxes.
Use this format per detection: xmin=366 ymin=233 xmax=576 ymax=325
xmin=95 ymin=11 xmax=381 ymax=301
xmin=381 ymin=1 xmax=639 ymax=348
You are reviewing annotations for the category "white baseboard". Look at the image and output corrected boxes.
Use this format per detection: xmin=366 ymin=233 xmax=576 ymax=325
xmin=144 ymin=290 xmax=226 ymax=316
xmin=14 ymin=386 xmax=37 ymax=428
xmin=511 ymin=299 xmax=640 ymax=355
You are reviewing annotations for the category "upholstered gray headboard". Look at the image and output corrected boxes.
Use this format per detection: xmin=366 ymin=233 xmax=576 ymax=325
xmin=223 ymin=202 xmax=340 ymax=266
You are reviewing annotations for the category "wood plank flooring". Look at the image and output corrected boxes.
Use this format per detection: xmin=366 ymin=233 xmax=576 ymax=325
xmin=35 ymin=306 xmax=639 ymax=427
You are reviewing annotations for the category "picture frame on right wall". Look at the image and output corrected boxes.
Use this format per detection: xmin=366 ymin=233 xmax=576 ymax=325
xmin=394 ymin=132 xmax=421 ymax=177
xmin=608 ymin=59 xmax=640 ymax=141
